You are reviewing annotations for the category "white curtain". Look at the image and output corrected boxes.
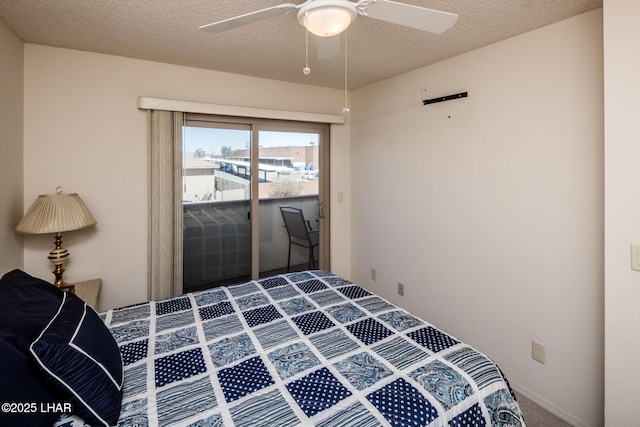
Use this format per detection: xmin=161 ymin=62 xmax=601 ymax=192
xmin=148 ymin=110 xmax=183 ymax=300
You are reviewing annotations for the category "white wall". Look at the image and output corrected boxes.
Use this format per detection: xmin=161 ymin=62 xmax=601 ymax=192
xmin=0 ymin=20 xmax=24 ymax=273
xmin=22 ymin=45 xmax=349 ymax=310
xmin=329 ymin=120 xmax=351 ymax=276
xmin=603 ymin=0 xmax=640 ymax=425
xmin=350 ymin=10 xmax=603 ymax=427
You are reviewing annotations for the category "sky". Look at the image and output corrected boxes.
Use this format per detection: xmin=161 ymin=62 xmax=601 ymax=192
xmin=183 ymin=126 xmax=319 ymax=156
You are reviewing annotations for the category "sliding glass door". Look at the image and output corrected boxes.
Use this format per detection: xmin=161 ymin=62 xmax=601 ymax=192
xmin=257 ymin=128 xmax=323 ymax=276
xmin=181 ymin=115 xmax=329 ymax=293
xmin=182 ymin=122 xmax=252 ymax=292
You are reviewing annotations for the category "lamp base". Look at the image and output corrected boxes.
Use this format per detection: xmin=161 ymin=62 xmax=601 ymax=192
xmin=48 ymin=232 xmax=70 ymax=288
xmin=52 ymin=263 xmax=67 ymax=287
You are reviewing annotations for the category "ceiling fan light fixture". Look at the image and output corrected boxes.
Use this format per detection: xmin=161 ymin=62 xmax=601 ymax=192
xmin=298 ymin=0 xmax=357 ymax=37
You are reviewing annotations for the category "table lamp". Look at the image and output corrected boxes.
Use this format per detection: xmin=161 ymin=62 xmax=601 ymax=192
xmin=16 ymin=187 xmax=97 ymax=287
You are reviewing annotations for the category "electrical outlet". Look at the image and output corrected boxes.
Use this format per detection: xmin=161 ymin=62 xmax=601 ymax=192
xmin=631 ymin=243 xmax=640 ymax=271
xmin=532 ymin=340 xmax=546 ymax=364
xmin=371 ymin=269 xmax=376 ymax=281
xmin=397 ymin=283 xmax=404 ymax=296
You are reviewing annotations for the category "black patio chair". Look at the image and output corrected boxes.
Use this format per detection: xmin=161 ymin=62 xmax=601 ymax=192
xmin=279 ymin=206 xmax=318 ymax=272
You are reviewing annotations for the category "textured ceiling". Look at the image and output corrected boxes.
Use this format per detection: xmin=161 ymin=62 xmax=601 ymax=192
xmin=0 ymin=0 xmax=601 ymax=90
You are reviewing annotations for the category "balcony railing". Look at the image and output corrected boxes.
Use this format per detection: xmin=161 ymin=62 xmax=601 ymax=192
xmin=183 ymin=195 xmax=319 ymax=292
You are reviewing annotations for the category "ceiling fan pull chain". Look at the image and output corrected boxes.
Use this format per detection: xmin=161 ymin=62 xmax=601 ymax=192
xmin=343 ymin=29 xmax=350 ymax=114
xmin=303 ymin=13 xmax=311 ymax=75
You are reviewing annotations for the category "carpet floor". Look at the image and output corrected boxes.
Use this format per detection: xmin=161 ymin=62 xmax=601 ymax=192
xmin=514 ymin=391 xmax=573 ymax=427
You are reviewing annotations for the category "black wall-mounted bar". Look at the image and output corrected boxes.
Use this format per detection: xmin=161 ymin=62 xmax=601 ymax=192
xmin=423 ymin=91 xmax=468 ymax=105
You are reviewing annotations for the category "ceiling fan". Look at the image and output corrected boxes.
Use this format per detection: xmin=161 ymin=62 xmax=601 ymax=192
xmin=200 ymin=0 xmax=458 ymax=37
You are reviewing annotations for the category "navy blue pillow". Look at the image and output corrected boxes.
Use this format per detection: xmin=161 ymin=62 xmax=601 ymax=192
xmin=0 ymin=338 xmax=58 ymax=426
xmin=30 ymin=291 xmax=123 ymax=426
xmin=0 ymin=269 xmax=64 ymax=353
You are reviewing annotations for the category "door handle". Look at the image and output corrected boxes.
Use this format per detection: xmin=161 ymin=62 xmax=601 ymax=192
xmin=319 ymin=203 xmax=326 ymax=219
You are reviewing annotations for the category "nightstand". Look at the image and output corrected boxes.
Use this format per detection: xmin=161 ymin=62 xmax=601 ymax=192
xmin=70 ymin=278 xmax=102 ymax=309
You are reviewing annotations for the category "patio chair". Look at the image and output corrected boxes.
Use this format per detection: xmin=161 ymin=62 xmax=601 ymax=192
xmin=279 ymin=206 xmax=318 ymax=272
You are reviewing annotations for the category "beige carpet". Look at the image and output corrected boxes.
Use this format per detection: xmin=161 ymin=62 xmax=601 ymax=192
xmin=514 ymin=391 xmax=573 ymax=427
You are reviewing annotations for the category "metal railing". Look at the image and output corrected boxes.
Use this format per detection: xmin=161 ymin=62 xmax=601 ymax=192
xmin=183 ymin=195 xmax=319 ymax=291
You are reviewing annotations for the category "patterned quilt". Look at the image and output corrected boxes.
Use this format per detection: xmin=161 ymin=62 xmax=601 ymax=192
xmin=58 ymin=271 xmax=525 ymax=427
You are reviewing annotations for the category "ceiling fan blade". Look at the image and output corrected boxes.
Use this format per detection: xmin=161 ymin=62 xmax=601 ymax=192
xmin=361 ymin=0 xmax=457 ymax=34
xmin=316 ymin=35 xmax=341 ymax=59
xmin=200 ymin=3 xmax=298 ymax=33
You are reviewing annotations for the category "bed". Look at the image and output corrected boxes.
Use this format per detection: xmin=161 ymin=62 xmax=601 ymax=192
xmin=0 ymin=269 xmax=525 ymax=426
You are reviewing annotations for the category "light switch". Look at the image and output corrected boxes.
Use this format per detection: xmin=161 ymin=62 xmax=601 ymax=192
xmin=632 ymin=243 xmax=640 ymax=272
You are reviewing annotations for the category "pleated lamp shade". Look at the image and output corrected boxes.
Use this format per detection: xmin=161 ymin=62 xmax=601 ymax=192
xmin=17 ymin=193 xmax=97 ymax=234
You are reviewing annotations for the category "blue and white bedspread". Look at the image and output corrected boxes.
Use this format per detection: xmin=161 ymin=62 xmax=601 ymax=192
xmin=62 ymin=271 xmax=525 ymax=427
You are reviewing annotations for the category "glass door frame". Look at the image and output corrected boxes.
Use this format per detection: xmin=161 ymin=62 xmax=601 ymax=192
xmin=252 ymin=121 xmax=330 ymax=278
xmin=183 ymin=113 xmax=330 ymax=283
